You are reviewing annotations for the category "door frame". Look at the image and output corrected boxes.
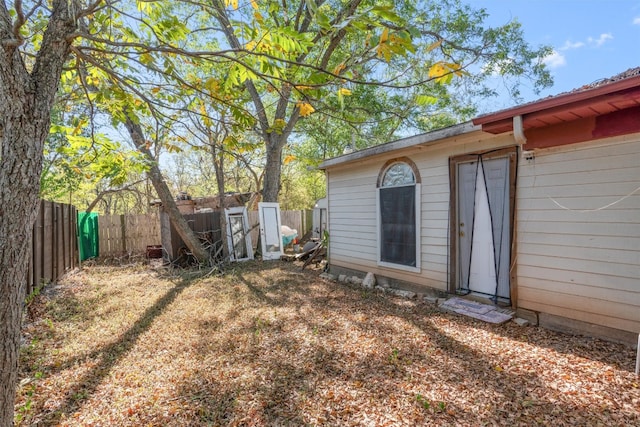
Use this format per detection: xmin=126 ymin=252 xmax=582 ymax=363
xmin=448 ymin=147 xmax=518 ymax=306
xmin=225 ymin=206 xmax=253 ymax=262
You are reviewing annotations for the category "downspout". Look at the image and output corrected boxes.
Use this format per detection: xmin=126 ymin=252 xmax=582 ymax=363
xmin=513 ymin=115 xmax=527 ymax=145
xmin=636 ymin=334 xmax=640 ymax=377
xmin=511 ymin=115 xmax=526 ymax=310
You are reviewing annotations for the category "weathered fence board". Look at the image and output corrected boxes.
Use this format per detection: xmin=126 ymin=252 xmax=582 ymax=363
xmin=98 ymin=213 xmax=162 ymax=257
xmin=28 ymin=200 xmax=78 ymax=295
xmin=161 ymin=211 xmax=223 ymax=261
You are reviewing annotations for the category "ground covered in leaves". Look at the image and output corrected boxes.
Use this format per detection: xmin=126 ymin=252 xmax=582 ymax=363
xmin=17 ymin=262 xmax=639 ymax=426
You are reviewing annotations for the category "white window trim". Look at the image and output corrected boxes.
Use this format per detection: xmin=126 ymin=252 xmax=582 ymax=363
xmin=376 ymin=182 xmax=421 ymax=273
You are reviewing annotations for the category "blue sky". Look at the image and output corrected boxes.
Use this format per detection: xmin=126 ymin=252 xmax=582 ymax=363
xmin=466 ymin=0 xmax=640 ymax=108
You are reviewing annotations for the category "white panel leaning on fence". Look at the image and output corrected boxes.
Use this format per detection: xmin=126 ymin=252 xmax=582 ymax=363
xmin=258 ymin=202 xmax=283 ymax=260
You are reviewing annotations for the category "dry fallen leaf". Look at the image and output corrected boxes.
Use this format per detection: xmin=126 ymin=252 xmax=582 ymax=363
xmin=14 ymin=262 xmax=640 ymax=426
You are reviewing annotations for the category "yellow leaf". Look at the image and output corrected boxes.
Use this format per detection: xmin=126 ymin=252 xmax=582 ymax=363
xmin=376 ymin=43 xmax=391 ymax=62
xmin=333 ymin=63 xmax=346 ymax=75
xmin=338 ymin=88 xmax=352 ymax=96
xmin=380 ymin=27 xmax=389 ymax=43
xmin=428 ymin=62 xmax=447 ymax=79
xmin=224 ymin=0 xmax=238 ymax=9
xmin=426 ymin=39 xmax=443 ymax=52
xmin=297 ymin=102 xmax=315 ymax=117
xmin=283 ymin=154 xmax=296 ymax=165
xmin=250 ymin=0 xmax=258 ymax=9
xmin=295 ymin=85 xmax=313 ymax=91
xmin=151 ymin=87 xmax=161 ymax=94
xmin=494 ymin=366 xmax=504 ymax=372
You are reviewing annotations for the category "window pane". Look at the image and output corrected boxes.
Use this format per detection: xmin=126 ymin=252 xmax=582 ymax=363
xmin=229 ymin=214 xmax=247 ymax=259
xmin=380 ymin=186 xmax=416 ymax=266
xmin=382 ymin=163 xmax=415 ymax=187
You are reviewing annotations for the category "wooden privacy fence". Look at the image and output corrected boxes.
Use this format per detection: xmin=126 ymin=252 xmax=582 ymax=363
xmin=29 ymin=200 xmax=79 ymax=295
xmin=98 ymin=213 xmax=162 ymax=257
xmin=97 ymin=209 xmax=312 ymax=257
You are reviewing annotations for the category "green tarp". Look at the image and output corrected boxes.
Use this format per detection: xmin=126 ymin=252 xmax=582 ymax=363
xmin=78 ymin=212 xmax=99 ymax=261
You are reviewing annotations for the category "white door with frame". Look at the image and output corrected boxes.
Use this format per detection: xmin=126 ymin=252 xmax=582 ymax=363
xmin=455 ymin=153 xmax=512 ymax=302
xmin=258 ymin=202 xmax=283 ymax=260
xmin=225 ymin=207 xmax=253 ymax=262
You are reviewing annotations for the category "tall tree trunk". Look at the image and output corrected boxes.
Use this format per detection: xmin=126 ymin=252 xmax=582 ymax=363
xmin=262 ymin=138 xmax=284 ymax=203
xmin=0 ymin=1 xmax=78 ymax=423
xmin=0 ymin=119 xmax=42 ymax=426
xmin=123 ymin=116 xmax=209 ymax=264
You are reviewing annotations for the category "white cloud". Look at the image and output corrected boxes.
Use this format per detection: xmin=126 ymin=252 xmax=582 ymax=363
xmin=633 ymin=17 xmax=640 ymax=25
xmin=542 ymin=50 xmax=566 ymax=69
xmin=560 ymin=40 xmax=585 ymax=50
xmin=587 ymin=33 xmax=613 ymax=47
xmin=481 ymin=58 xmax=515 ymax=76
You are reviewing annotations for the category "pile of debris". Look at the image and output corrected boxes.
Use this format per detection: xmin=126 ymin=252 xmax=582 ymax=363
xmin=282 ymin=240 xmax=326 ymax=269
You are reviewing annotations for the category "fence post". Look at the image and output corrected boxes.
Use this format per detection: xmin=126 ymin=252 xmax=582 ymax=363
xmin=61 ymin=204 xmax=67 ymax=273
xmin=52 ymin=202 xmax=57 ymax=283
xmin=120 ymin=214 xmax=127 ymax=254
xmin=39 ymin=202 xmax=45 ymax=289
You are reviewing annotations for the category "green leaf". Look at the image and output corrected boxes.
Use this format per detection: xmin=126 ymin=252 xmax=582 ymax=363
xmin=371 ymin=6 xmax=404 ymax=24
xmin=416 ymin=95 xmax=438 ymax=106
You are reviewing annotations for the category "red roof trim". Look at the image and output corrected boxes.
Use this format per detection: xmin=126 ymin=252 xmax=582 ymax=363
xmin=473 ymin=74 xmax=640 ymax=128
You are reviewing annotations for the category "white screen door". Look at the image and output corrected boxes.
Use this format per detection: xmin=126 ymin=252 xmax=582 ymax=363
xmin=455 ymin=153 xmax=512 ymax=302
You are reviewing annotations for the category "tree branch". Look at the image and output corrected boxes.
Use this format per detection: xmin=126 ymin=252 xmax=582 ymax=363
xmin=11 ymin=0 xmax=25 ymax=41
xmin=210 ymin=0 xmax=271 ymax=136
xmin=84 ymin=179 xmax=146 ymax=213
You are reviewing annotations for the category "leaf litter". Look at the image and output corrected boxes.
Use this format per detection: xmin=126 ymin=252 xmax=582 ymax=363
xmin=16 ymin=262 xmax=639 ymax=426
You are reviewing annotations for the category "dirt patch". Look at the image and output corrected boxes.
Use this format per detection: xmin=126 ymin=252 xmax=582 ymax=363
xmin=16 ymin=262 xmax=639 ymax=426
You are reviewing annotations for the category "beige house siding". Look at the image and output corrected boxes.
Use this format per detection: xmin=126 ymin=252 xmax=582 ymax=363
xmin=516 ymin=133 xmax=640 ymax=333
xmin=327 ymin=131 xmax=515 ymax=291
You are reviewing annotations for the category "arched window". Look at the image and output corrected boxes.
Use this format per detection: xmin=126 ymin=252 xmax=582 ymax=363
xmin=377 ymin=159 xmax=421 ymax=270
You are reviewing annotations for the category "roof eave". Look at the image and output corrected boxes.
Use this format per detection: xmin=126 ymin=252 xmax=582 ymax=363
xmin=319 ymin=122 xmax=479 ymax=170
xmin=473 ymin=74 xmax=640 ymax=129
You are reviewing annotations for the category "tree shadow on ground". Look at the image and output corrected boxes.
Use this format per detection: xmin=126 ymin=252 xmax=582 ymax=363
xmin=21 ymin=262 xmax=638 ymax=425
xmin=35 ymin=274 xmax=197 ymax=425
xmin=165 ymin=262 xmax=638 ymax=425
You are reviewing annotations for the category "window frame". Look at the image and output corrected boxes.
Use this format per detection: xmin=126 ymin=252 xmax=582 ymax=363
xmin=376 ymin=159 xmax=421 ymax=273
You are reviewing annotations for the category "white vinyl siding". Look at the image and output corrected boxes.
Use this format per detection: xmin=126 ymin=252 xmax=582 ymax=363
xmin=327 ymin=132 xmax=514 ymax=291
xmin=516 ymin=134 xmax=640 ymax=333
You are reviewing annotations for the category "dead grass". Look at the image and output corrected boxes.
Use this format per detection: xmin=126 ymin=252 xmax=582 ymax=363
xmin=16 ymin=261 xmax=639 ymax=426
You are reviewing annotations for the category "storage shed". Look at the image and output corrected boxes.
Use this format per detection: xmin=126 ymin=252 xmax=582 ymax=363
xmin=319 ymin=68 xmax=640 ymax=344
